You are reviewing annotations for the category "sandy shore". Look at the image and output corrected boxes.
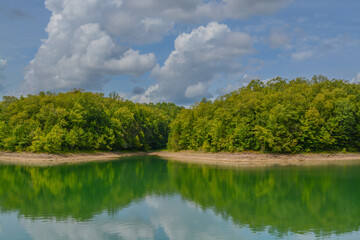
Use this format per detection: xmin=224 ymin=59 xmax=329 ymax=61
xmin=0 ymin=151 xmax=148 ymax=166
xmin=1 ymin=150 xmax=360 ymax=167
xmin=150 ymin=151 xmax=360 ymax=167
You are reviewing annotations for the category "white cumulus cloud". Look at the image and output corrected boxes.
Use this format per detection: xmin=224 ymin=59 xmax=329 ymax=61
xmin=23 ymin=0 xmax=158 ymax=93
xmin=133 ymin=22 xmax=253 ymax=104
xmin=22 ymin=0 xmax=291 ymax=94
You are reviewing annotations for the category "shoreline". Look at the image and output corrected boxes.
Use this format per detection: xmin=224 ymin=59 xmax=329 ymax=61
xmin=0 ymin=151 xmax=148 ymax=166
xmin=1 ymin=150 xmax=360 ymax=167
xmin=150 ymin=151 xmax=360 ymax=167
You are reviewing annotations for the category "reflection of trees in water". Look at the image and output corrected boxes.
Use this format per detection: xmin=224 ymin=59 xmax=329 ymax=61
xmin=0 ymin=157 xmax=173 ymax=220
xmin=171 ymin=163 xmax=360 ymax=237
xmin=0 ymin=157 xmax=359 ymax=236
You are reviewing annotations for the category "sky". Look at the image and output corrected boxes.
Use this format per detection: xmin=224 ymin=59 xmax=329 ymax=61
xmin=1 ymin=0 xmax=360 ymax=105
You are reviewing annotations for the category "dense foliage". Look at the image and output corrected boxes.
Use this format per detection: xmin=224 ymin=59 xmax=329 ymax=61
xmin=0 ymin=90 xmax=182 ymax=152
xmin=1 ymin=76 xmax=360 ymax=153
xmin=168 ymin=76 xmax=360 ymax=153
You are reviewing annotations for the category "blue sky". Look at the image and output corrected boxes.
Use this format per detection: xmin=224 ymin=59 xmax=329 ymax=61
xmin=1 ymin=0 xmax=359 ymax=104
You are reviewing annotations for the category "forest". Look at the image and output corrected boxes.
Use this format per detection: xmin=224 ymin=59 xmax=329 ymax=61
xmin=0 ymin=89 xmax=182 ymax=152
xmin=169 ymin=75 xmax=360 ymax=153
xmin=0 ymin=75 xmax=360 ymax=153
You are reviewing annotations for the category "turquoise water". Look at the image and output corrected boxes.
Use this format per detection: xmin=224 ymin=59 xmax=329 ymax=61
xmin=0 ymin=156 xmax=359 ymax=239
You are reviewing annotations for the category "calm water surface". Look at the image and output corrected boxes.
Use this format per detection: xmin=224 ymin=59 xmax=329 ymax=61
xmin=0 ymin=156 xmax=360 ymax=240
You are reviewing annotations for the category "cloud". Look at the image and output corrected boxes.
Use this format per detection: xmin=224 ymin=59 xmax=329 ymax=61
xmin=352 ymin=72 xmax=360 ymax=83
xmin=291 ymin=50 xmax=314 ymax=61
xmin=105 ymin=14 xmax=174 ymax=44
xmin=0 ymin=59 xmax=6 ymax=71
xmin=22 ymin=0 xmax=159 ymax=93
xmin=290 ymin=34 xmax=359 ymax=61
xmin=215 ymin=73 xmax=261 ymax=96
xmin=269 ymin=30 xmax=291 ymax=48
xmin=195 ymin=0 xmax=292 ymax=21
xmin=133 ymin=22 xmax=253 ymax=104
xmin=184 ymin=82 xmax=209 ymax=99
xmin=253 ymin=21 xmax=360 ymax=62
xmin=120 ymin=0 xmax=292 ymax=23
xmin=22 ymin=0 xmax=291 ymax=94
xmin=23 ymin=20 xmax=155 ymax=92
xmin=0 ymin=59 xmax=7 ymax=91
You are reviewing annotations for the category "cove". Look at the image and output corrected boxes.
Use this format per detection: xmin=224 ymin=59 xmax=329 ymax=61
xmin=0 ymin=156 xmax=359 ymax=239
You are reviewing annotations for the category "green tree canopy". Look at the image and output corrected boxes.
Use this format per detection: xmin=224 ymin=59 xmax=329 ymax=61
xmin=168 ymin=76 xmax=360 ymax=153
xmin=0 ymin=90 xmax=182 ymax=152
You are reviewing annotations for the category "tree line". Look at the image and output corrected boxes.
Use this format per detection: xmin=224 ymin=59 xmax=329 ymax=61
xmin=1 ymin=75 xmax=360 ymax=153
xmin=0 ymin=89 xmax=182 ymax=152
xmin=168 ymin=76 xmax=360 ymax=153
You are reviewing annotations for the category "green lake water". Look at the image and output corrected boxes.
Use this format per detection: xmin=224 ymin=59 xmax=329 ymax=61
xmin=0 ymin=156 xmax=360 ymax=240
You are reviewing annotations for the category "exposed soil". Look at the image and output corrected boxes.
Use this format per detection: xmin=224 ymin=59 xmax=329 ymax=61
xmin=1 ymin=150 xmax=360 ymax=167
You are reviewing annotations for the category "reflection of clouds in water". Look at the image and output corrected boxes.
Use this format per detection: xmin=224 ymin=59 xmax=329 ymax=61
xmin=2 ymin=195 xmax=358 ymax=240
xmin=294 ymin=234 xmax=317 ymax=240
xmin=292 ymin=233 xmax=360 ymax=240
xmin=20 ymin=217 xmax=105 ymax=240
xmin=102 ymin=221 xmax=154 ymax=240
xmin=146 ymin=196 xmax=236 ymax=240
xmin=15 ymin=195 xmax=254 ymax=240
xmin=0 ymin=212 xmax=32 ymax=239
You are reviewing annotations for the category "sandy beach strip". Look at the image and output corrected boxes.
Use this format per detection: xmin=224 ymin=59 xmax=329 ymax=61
xmin=1 ymin=150 xmax=360 ymax=167
xmin=0 ymin=151 xmax=148 ymax=166
xmin=149 ymin=151 xmax=360 ymax=167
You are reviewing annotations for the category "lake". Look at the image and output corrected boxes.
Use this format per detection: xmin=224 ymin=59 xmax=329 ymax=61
xmin=0 ymin=156 xmax=359 ymax=240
